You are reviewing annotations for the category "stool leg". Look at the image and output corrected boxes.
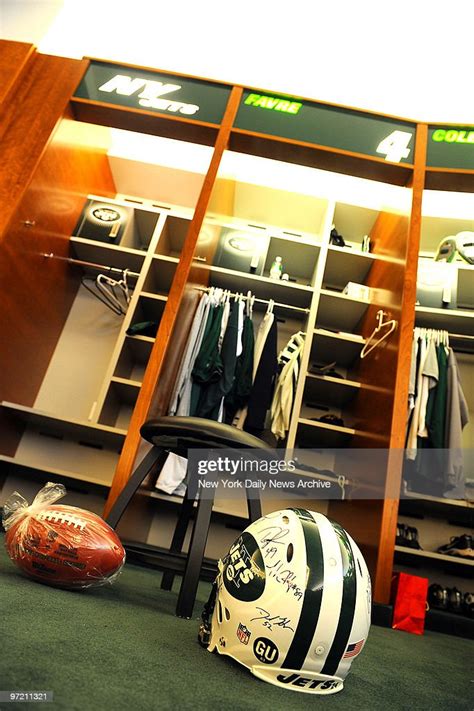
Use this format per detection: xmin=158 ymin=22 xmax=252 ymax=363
xmin=175 ymin=474 xmax=215 ymax=618
xmin=246 ymin=490 xmax=262 ymax=523
xmin=160 ymin=492 xmax=194 ymax=591
xmin=106 ymin=447 xmax=168 ymax=529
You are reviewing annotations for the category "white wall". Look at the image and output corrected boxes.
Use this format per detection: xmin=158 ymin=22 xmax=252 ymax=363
xmin=1 ymin=0 xmax=473 ymax=123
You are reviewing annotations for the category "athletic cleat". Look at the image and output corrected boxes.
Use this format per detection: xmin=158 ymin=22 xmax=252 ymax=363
xmin=463 ymin=592 xmax=474 ymax=619
xmin=447 ymin=587 xmax=463 ymax=614
xmin=428 ymin=583 xmax=448 ymax=611
xmin=437 ymin=534 xmax=473 ymax=560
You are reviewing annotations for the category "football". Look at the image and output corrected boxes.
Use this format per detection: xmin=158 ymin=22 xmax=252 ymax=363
xmin=5 ymin=504 xmax=126 ymax=590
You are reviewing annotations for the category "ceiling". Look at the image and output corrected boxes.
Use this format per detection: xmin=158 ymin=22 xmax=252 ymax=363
xmin=1 ymin=0 xmax=474 ymax=123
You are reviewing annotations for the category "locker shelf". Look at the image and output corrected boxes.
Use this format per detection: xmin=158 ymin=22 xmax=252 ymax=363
xmin=0 ymin=401 xmax=127 ymax=447
xmin=317 ymin=289 xmax=370 ymax=332
xmin=311 ymin=328 xmax=366 ymax=367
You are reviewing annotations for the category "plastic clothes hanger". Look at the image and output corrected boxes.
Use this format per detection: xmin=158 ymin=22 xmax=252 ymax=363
xmin=96 ymin=273 xmax=128 ymax=315
xmin=360 ymin=310 xmax=398 ymax=359
xmin=81 ymin=270 xmax=127 ymax=316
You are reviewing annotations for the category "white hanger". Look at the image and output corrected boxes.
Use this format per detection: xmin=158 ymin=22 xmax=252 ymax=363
xmin=360 ymin=310 xmax=398 ymax=359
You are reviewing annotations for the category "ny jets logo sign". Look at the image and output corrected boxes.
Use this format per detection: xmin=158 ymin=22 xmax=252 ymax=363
xmin=98 ymin=74 xmax=200 ymax=116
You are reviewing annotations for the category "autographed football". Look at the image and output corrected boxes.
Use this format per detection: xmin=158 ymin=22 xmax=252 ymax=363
xmin=5 ymin=505 xmax=125 ymax=590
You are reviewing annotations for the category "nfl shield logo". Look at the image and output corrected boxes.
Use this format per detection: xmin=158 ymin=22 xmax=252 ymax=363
xmin=237 ymin=623 xmax=251 ymax=645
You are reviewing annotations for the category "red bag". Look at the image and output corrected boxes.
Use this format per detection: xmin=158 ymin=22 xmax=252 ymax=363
xmin=391 ymin=572 xmax=428 ymax=635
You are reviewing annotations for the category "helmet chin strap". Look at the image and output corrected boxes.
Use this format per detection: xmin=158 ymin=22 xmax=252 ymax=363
xmin=198 ymin=579 xmax=218 ymax=648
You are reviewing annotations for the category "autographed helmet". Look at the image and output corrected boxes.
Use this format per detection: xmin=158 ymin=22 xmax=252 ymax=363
xmin=199 ymin=508 xmax=371 ymax=695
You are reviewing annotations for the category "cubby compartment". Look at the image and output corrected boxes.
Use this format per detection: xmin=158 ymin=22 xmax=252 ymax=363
xmin=74 ymin=198 xmax=160 ymax=252
xmin=303 ymin=372 xmax=360 ymax=408
xmin=155 ymin=215 xmax=191 ymax=258
xmin=113 ymin=335 xmax=154 ymax=383
xmin=419 ymin=213 xmax=474 ymax=256
xmin=456 ymin=265 xmax=474 ymax=310
xmin=33 ymin=284 xmax=125 ymax=422
xmin=332 ymin=202 xmax=380 ymax=246
xmin=323 ymin=202 xmax=380 ymax=290
xmin=98 ymin=378 xmax=140 ymax=429
xmin=323 ymin=248 xmax=378 ymax=291
xmin=311 ymin=329 xmax=366 ymax=368
xmin=0 ymin=403 xmax=125 ymax=487
xmin=70 ymin=237 xmax=146 ymax=275
xmin=127 ymin=294 xmax=168 ymax=337
xmin=316 ymin=289 xmax=370 ymax=332
xmin=142 ymin=255 xmax=179 ymax=296
xmin=295 ymin=418 xmax=355 ymax=448
xmin=263 ymin=235 xmax=320 ymax=286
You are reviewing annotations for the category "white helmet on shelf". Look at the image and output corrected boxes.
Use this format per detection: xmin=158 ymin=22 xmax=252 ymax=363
xmin=199 ymin=508 xmax=371 ymax=695
xmin=455 ymin=231 xmax=474 ymax=264
xmin=435 ymin=231 xmax=474 ymax=264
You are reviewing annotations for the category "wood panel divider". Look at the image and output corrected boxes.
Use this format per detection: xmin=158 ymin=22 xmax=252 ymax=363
xmin=104 ymin=86 xmax=243 ymax=516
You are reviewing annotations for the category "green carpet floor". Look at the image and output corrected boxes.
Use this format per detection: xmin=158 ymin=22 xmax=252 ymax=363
xmin=1 ymin=542 xmax=472 ymax=711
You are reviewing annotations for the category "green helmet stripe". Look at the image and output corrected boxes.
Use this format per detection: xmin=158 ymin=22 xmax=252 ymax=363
xmin=282 ymin=508 xmax=324 ymax=670
xmin=320 ymin=521 xmax=357 ymax=676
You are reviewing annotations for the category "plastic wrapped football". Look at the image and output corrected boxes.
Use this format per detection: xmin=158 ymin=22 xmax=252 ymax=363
xmin=2 ymin=482 xmax=125 ymax=590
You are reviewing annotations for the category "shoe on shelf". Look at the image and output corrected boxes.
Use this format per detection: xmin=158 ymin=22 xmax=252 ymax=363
xmin=395 ymin=522 xmax=422 ymax=549
xmin=396 ymin=522 xmax=407 ymax=546
xmin=428 ymin=583 xmax=448 ymax=611
xmin=405 ymin=526 xmax=422 ymax=550
xmin=463 ymin=592 xmax=474 ymax=619
xmin=437 ymin=534 xmax=474 ymax=560
xmin=447 ymin=587 xmax=464 ymax=614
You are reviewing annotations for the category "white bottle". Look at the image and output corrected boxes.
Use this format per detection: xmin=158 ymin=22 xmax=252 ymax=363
xmin=270 ymin=256 xmax=283 ymax=280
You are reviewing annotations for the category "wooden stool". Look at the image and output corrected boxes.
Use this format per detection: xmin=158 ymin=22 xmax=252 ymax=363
xmin=106 ymin=416 xmax=268 ymax=618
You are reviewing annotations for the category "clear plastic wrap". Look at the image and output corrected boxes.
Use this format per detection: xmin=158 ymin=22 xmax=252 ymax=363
xmin=2 ymin=482 xmax=126 ymax=590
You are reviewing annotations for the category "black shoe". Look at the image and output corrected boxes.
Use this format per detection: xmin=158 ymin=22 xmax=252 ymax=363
xmin=330 ymin=228 xmax=346 ymax=248
xmin=396 ymin=523 xmax=408 ymax=546
xmin=447 ymin=587 xmax=464 ymax=614
xmin=463 ymin=592 xmax=474 ymax=619
xmin=437 ymin=534 xmax=474 ymax=559
xmin=405 ymin=525 xmax=422 ymax=550
xmin=428 ymin=583 xmax=448 ymax=611
xmin=317 ymin=414 xmax=345 ymax=427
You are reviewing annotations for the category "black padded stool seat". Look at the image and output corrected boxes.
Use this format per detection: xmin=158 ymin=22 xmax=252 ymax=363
xmin=106 ymin=417 xmax=267 ymax=618
xmin=141 ymin=416 xmax=272 ymax=454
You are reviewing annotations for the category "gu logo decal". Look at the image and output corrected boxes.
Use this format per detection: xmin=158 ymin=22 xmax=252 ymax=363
xmin=253 ymin=637 xmax=279 ymax=665
xmin=253 ymin=637 xmax=280 ymax=664
xmin=237 ymin=623 xmax=251 ymax=645
xmin=223 ymin=532 xmax=265 ymax=602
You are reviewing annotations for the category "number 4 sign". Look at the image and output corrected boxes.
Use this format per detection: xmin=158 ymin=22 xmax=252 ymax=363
xmin=376 ymin=130 xmax=413 ymax=163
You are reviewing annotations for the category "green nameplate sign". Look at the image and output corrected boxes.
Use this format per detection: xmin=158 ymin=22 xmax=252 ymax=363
xmin=74 ymin=61 xmax=231 ymax=125
xmin=235 ymin=90 xmax=417 ymax=164
xmin=427 ymin=126 xmax=474 ymax=169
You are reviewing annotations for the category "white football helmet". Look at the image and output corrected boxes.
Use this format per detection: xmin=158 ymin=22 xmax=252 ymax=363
xmin=435 ymin=231 xmax=474 ymax=264
xmin=199 ymin=508 xmax=371 ymax=695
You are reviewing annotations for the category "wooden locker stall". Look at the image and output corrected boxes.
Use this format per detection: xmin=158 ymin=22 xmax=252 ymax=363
xmin=1 ymin=42 xmax=472 ymax=605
